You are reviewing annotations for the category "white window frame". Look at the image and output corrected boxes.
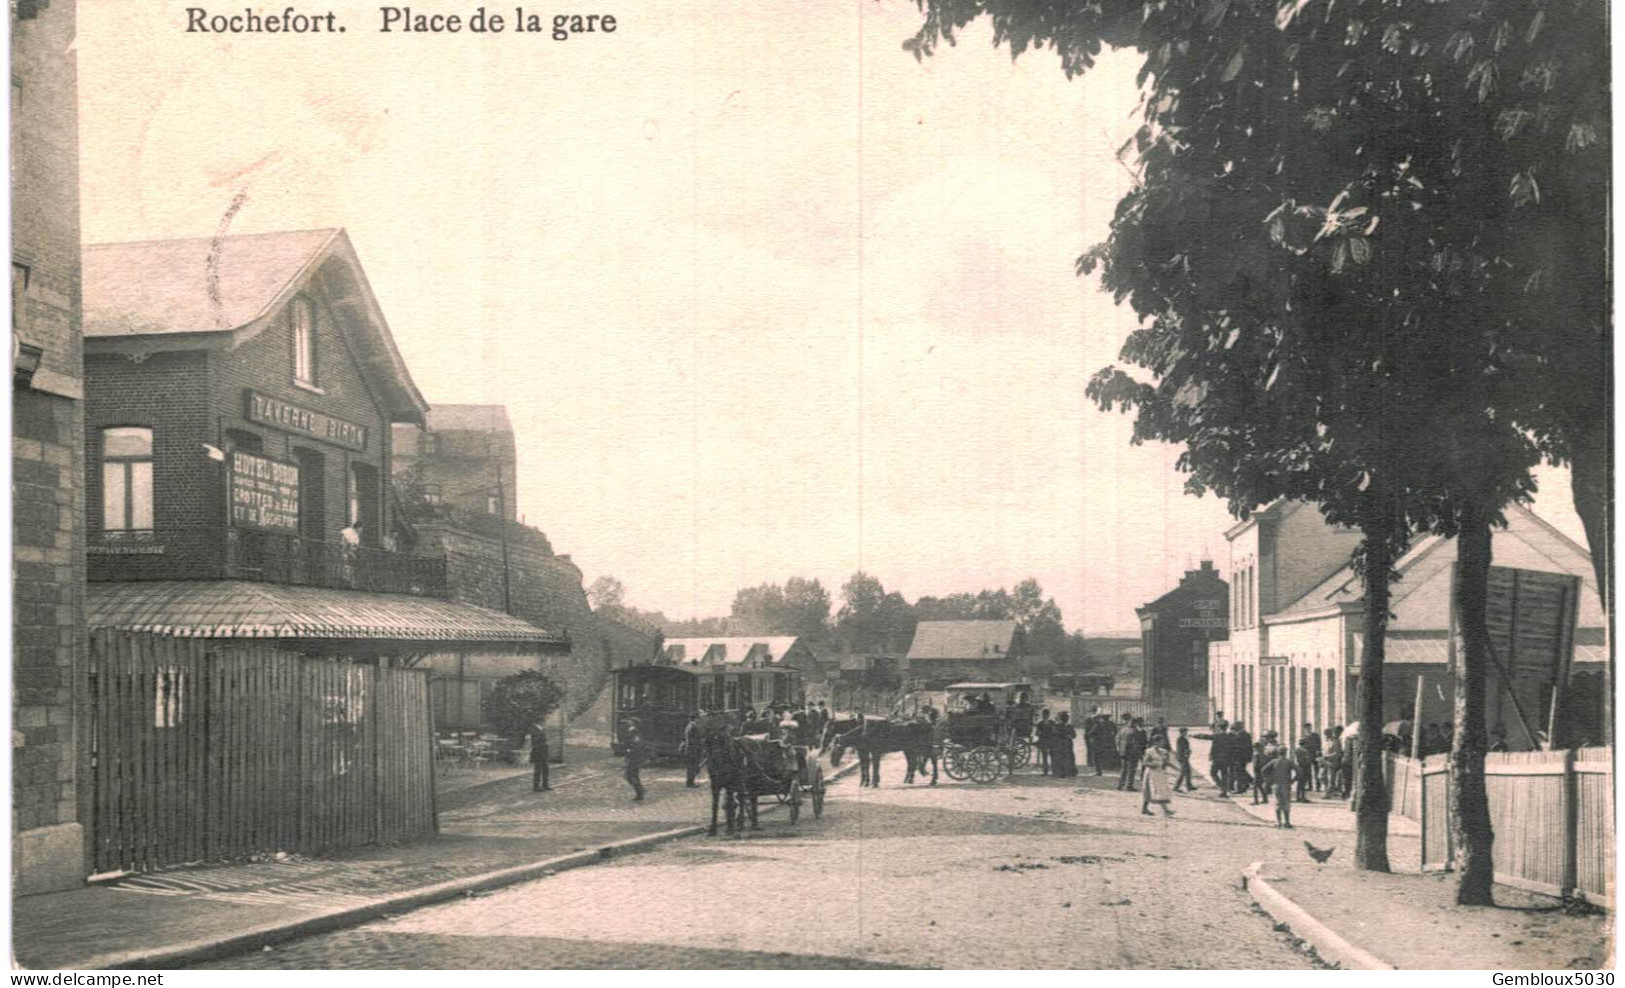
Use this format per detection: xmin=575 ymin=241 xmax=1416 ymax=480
xmin=291 ymin=295 xmax=317 ymax=387
xmin=102 ymin=426 xmax=154 ymax=536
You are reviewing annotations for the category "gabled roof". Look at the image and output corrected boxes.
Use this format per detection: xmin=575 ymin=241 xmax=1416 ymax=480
xmin=662 ymin=636 xmax=802 ymax=666
xmin=83 ymin=228 xmax=428 ymax=424
xmin=1266 ymin=504 xmax=1606 ymax=631
xmin=427 ymin=405 xmax=512 ymax=434
xmin=906 ymin=620 xmax=1019 ymax=661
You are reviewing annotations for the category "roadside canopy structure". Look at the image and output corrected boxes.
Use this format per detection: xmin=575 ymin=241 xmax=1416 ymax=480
xmin=87 ymin=580 xmax=568 ymax=659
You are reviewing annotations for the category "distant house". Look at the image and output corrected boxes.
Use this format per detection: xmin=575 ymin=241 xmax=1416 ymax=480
xmin=661 ymin=635 xmax=816 ymax=671
xmin=836 ymin=652 xmax=902 ymax=686
xmin=1138 ymin=559 xmax=1229 ymax=721
xmin=393 ymin=404 xmax=518 ymax=521
xmin=905 ymin=620 xmax=1025 ymax=686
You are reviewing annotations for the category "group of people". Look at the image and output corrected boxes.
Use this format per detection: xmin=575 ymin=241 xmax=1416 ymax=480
xmin=1206 ymin=715 xmax=1355 ymax=826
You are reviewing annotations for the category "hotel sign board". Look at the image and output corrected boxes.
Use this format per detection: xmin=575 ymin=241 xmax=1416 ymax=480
xmin=230 ymin=450 xmax=300 ymax=534
xmin=1180 ymin=597 xmax=1228 ymax=629
xmin=245 ymin=389 xmax=369 ymax=452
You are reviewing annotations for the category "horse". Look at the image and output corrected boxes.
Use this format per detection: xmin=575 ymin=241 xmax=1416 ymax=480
xmin=831 ymin=718 xmax=937 ymax=787
xmin=822 ymin=716 xmax=862 ymax=756
xmin=700 ymin=723 xmax=742 ymax=835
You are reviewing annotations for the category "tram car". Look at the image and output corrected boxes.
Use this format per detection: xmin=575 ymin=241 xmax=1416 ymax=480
xmin=609 ymin=663 xmax=804 ymax=759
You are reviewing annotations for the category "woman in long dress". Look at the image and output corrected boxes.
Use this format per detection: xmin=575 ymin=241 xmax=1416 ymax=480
xmin=1141 ymin=737 xmax=1176 ymax=816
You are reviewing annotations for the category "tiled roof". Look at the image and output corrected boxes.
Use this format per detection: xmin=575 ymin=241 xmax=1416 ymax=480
xmin=661 ymin=636 xmax=801 ymax=665
xmin=85 ymin=229 xmax=341 ymax=337
xmin=906 ymin=620 xmax=1019 ymax=661
xmin=87 ymin=581 xmax=565 ymax=645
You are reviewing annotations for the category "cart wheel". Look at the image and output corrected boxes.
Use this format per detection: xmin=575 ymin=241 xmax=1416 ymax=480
xmin=812 ymin=767 xmax=826 ymax=819
xmin=1012 ymin=738 xmax=1033 ymax=768
xmin=788 ymin=786 xmax=801 ymax=824
xmin=969 ymin=748 xmax=1001 ymax=784
xmin=943 ymin=748 xmax=971 ymax=781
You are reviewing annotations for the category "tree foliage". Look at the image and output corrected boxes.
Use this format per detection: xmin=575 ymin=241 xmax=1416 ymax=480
xmin=906 ymin=0 xmax=1604 ymax=883
xmin=481 ymin=669 xmax=567 ymax=740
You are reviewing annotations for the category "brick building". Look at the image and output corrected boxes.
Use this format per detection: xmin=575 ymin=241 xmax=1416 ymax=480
xmin=80 ymin=229 xmax=565 ymax=664
xmin=12 ymin=0 xmax=91 ymax=895
xmin=393 ymin=404 xmax=517 ymax=521
xmin=1137 ymin=560 xmax=1228 ymax=723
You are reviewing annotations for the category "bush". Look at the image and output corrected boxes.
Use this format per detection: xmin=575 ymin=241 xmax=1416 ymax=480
xmin=481 ymin=670 xmax=566 ymax=739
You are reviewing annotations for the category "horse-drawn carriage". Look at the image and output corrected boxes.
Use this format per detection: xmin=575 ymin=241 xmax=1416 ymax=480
xmin=699 ymin=717 xmax=826 ymax=834
xmin=939 ymin=682 xmax=1036 ymax=783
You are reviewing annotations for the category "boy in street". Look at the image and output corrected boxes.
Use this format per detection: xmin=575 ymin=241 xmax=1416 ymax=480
xmin=1173 ymin=727 xmax=1196 ymax=792
xmin=1264 ymin=745 xmax=1297 ymax=827
xmin=1251 ymin=739 xmax=1271 ymax=805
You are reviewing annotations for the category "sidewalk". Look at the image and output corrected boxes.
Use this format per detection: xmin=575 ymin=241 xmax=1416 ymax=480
xmin=13 ymin=750 xmax=855 ymax=969
xmin=1247 ymin=855 xmax=1611 ymax=969
xmin=1180 ymin=739 xmax=1611 ymax=969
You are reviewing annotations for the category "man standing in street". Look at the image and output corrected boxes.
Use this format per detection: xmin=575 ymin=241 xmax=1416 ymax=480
xmin=681 ymin=713 xmax=703 ymax=788
xmin=1035 ymin=708 xmax=1054 ymax=776
xmin=623 ymin=717 xmax=649 ymax=801
xmin=1230 ymin=721 xmax=1254 ymax=795
xmin=1117 ymin=718 xmax=1147 ymax=791
xmin=530 ymin=720 xmax=552 ymax=792
xmin=1209 ymin=719 xmax=1230 ymax=794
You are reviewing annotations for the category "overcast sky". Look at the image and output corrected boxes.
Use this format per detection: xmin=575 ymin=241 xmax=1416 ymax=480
xmin=75 ymin=1 xmax=1585 ymax=634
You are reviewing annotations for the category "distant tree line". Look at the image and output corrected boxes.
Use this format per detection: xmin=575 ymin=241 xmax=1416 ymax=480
xmin=587 ymin=571 xmax=1127 ymax=672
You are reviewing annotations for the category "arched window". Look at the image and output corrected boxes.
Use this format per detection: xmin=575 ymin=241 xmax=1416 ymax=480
xmin=290 ymin=295 xmax=317 ymax=386
xmin=102 ymin=426 xmax=153 ymax=535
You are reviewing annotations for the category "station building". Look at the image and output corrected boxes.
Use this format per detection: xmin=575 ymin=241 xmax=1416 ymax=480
xmin=80 ymin=229 xmax=565 ymax=665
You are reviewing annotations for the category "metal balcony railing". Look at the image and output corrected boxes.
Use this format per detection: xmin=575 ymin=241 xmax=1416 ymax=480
xmin=223 ymin=529 xmax=448 ymax=598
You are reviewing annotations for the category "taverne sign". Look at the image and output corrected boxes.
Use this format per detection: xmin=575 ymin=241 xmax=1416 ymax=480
xmin=245 ymin=389 xmax=369 ymax=451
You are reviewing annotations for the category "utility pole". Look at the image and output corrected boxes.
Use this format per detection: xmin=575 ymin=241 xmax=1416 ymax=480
xmin=489 ymin=435 xmax=513 ymax=615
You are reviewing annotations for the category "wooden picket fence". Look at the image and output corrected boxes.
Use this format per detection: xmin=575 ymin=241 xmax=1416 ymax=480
xmin=1404 ymin=747 xmax=1613 ymax=905
xmin=89 ymin=630 xmax=437 ymax=875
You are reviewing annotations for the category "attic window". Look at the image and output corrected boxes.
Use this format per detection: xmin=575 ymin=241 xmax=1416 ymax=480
xmin=290 ymin=295 xmax=317 ymax=387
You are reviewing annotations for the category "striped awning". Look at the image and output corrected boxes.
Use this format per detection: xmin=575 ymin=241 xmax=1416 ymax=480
xmin=87 ymin=580 xmax=566 ymax=646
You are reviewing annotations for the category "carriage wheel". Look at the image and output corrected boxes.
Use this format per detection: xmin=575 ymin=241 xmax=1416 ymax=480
xmin=1012 ymin=738 xmax=1033 ymax=768
xmin=812 ymin=767 xmax=826 ymax=819
xmin=968 ymin=748 xmax=1002 ymax=784
xmin=788 ymin=785 xmax=801 ymax=824
xmin=943 ymin=748 xmax=971 ymax=781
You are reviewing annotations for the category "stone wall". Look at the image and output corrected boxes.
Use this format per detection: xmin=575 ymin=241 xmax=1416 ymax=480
xmin=12 ymin=0 xmax=89 ymax=894
xmin=412 ymin=524 xmax=614 ymax=717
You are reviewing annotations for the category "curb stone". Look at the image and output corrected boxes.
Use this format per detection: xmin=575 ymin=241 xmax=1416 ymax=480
xmin=1242 ymin=861 xmax=1397 ymax=971
xmin=74 ymin=757 xmax=863 ymax=970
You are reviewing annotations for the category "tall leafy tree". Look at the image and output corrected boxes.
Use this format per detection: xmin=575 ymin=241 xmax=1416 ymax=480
xmin=906 ymin=0 xmax=1591 ymax=892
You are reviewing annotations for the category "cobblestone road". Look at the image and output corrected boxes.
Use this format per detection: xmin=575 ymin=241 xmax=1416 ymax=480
xmin=200 ymin=755 xmax=1331 ymax=969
